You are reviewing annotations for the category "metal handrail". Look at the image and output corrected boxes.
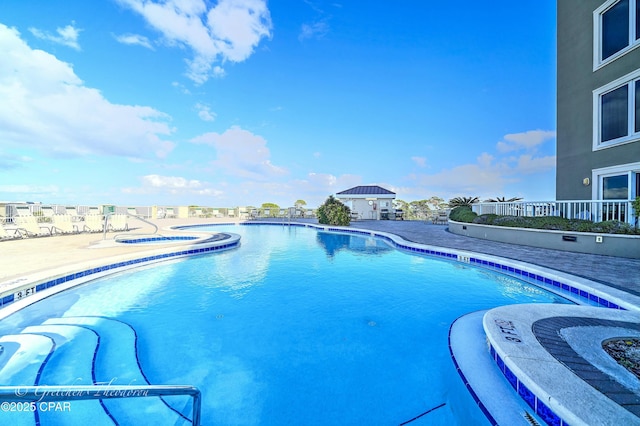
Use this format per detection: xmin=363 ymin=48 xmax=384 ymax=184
xmin=0 ymin=384 xmax=201 ymax=425
xmin=104 ymin=212 xmax=159 ymax=240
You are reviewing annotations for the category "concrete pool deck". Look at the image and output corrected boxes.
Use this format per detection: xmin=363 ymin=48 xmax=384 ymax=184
xmin=1 ymin=217 xmax=639 ymax=425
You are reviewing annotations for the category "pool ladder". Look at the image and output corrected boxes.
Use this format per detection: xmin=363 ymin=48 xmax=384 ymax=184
xmin=0 ymin=384 xmax=202 ymax=425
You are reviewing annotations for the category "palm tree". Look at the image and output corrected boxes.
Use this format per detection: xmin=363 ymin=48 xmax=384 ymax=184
xmin=485 ymin=197 xmax=523 ymax=202
xmin=448 ymin=197 xmax=479 ymax=208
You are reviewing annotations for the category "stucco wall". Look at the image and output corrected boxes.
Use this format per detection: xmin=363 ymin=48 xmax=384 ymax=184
xmin=556 ymin=0 xmax=640 ymax=200
xmin=449 ymin=220 xmax=640 ymax=259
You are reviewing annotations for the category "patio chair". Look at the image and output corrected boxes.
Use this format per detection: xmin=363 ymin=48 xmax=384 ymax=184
xmin=250 ymin=209 xmax=259 ymax=220
xmin=127 ymin=207 xmax=141 ymax=217
xmin=350 ymin=211 xmax=360 ymax=221
xmin=83 ymin=215 xmax=104 ymax=233
xmin=64 ymin=206 xmax=81 ymax=221
xmin=227 ymin=209 xmax=236 ymax=218
xmin=13 ymin=215 xmax=53 ymax=237
xmin=108 ymin=214 xmax=129 ymax=232
xmin=165 ymin=207 xmax=177 ymax=218
xmin=40 ymin=206 xmax=56 ymax=222
xmin=15 ymin=205 xmax=32 ymax=216
xmin=434 ymin=210 xmax=449 ymax=225
xmin=52 ymin=214 xmax=79 ymax=234
xmin=0 ymin=223 xmax=23 ymax=240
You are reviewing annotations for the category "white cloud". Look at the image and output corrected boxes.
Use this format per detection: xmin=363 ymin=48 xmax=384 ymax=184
xmin=195 ymin=103 xmax=216 ymax=121
xmin=411 ymin=156 xmax=427 ymax=167
xmin=408 ymin=128 xmax=557 ymax=200
xmin=0 ymin=24 xmax=175 ymax=159
xmin=123 ymin=174 xmax=224 ymax=197
xmin=117 ymin=0 xmax=272 ymax=83
xmin=0 ymin=184 xmax=60 ymax=196
xmin=496 ymin=129 xmax=556 ymax=153
xmin=514 ymin=154 xmax=556 ymax=174
xmin=114 ymin=33 xmax=154 ymax=49
xmin=191 ymin=126 xmax=287 ymax=180
xmin=299 ymin=21 xmax=328 ymax=41
xmin=29 ymin=22 xmax=82 ymax=50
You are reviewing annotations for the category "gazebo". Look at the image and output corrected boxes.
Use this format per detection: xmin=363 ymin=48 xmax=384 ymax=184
xmin=335 ymin=185 xmax=396 ymax=220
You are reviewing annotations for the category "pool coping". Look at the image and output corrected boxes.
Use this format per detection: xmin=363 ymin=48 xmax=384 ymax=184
xmin=2 ymin=221 xmax=639 ymax=425
xmin=0 ymin=232 xmax=241 ymax=318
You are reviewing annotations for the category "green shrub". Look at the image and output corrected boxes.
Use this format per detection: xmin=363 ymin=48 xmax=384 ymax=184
xmin=473 ymin=214 xmax=498 ymax=225
xmin=449 ymin=206 xmax=477 ymax=223
xmin=317 ymin=196 xmax=351 ymax=226
xmin=594 ymin=220 xmax=637 ymax=235
xmin=465 ymin=214 xmax=640 ymax=235
xmin=492 ymin=216 xmax=533 ymax=228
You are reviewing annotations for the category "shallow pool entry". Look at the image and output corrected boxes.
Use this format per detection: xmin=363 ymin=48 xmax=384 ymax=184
xmin=0 ymin=225 xmax=571 ymax=425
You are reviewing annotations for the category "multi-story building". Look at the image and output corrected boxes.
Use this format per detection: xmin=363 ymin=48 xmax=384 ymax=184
xmin=556 ymin=0 xmax=640 ymax=223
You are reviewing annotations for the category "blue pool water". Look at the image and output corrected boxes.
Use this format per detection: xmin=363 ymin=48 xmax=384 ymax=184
xmin=0 ymin=225 xmax=572 ymax=425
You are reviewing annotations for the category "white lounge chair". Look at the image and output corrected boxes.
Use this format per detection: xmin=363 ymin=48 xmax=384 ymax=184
xmin=0 ymin=223 xmax=23 ymax=240
xmin=227 ymin=209 xmax=236 ymax=218
xmin=83 ymin=215 xmax=104 ymax=233
xmin=40 ymin=206 xmax=56 ymax=221
xmin=108 ymin=214 xmax=129 ymax=232
xmin=15 ymin=206 xmax=32 ymax=216
xmin=52 ymin=214 xmax=79 ymax=234
xmin=165 ymin=207 xmax=177 ymax=218
xmin=13 ymin=216 xmax=53 ymax=237
xmin=434 ymin=210 xmax=449 ymax=225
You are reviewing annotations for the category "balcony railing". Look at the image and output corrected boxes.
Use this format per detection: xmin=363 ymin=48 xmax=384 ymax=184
xmin=471 ymin=199 xmax=635 ymax=224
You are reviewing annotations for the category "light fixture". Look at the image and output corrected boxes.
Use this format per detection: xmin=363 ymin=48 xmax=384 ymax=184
xmin=582 ymin=178 xmax=590 ymax=186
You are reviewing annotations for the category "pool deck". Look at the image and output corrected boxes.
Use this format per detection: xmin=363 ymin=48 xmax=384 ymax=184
xmin=1 ymin=217 xmax=639 ymax=425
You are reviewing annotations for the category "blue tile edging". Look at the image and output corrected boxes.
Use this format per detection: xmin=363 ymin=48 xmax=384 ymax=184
xmin=303 ymin=223 xmax=632 ymax=312
xmin=0 ymin=234 xmax=241 ymax=312
xmin=487 ymin=342 xmax=568 ymax=426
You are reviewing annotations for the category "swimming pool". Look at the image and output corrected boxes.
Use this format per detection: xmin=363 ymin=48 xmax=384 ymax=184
xmin=0 ymin=224 xmax=572 ymax=425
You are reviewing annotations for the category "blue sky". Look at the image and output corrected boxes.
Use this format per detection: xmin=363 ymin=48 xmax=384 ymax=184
xmin=0 ymin=0 xmax=557 ymax=208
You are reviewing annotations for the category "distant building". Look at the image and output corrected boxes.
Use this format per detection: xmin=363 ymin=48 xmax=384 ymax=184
xmin=556 ymin=0 xmax=639 ymax=221
xmin=335 ymin=185 xmax=396 ymax=220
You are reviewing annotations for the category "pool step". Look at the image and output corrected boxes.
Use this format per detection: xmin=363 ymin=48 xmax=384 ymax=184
xmin=0 ymin=333 xmax=54 ymax=426
xmin=21 ymin=323 xmax=115 ymax=425
xmin=45 ymin=316 xmax=193 ymax=425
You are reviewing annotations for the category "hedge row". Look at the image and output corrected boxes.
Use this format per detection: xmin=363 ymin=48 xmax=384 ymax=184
xmin=449 ymin=206 xmax=640 ymax=235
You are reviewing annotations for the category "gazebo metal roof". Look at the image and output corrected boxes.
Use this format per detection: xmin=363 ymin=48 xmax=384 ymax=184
xmin=336 ymin=185 xmax=395 ymax=196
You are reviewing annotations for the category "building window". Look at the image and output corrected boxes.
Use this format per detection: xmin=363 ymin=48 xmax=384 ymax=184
xmin=636 ymin=80 xmax=640 ymax=132
xmin=603 ymin=174 xmax=629 ymax=199
xmin=601 ymin=85 xmax=628 ymax=142
xmin=595 ymin=0 xmax=640 ymax=68
xmin=594 ymin=70 xmax=640 ymax=149
xmin=602 ymin=0 xmax=630 ymax=60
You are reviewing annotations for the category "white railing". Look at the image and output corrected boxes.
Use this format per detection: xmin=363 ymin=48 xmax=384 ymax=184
xmin=471 ymin=200 xmax=635 ymax=224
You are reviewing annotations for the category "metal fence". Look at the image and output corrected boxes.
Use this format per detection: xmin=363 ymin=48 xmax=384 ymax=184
xmin=0 ymin=203 xmax=317 ymax=224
